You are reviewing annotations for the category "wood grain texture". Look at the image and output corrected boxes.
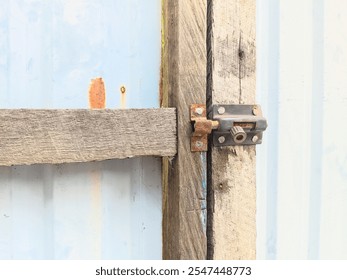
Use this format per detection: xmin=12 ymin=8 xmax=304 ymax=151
xmin=0 ymin=109 xmax=176 ymax=166
xmin=161 ymin=0 xmax=207 ymax=259
xmin=207 ymin=0 xmax=256 ymax=259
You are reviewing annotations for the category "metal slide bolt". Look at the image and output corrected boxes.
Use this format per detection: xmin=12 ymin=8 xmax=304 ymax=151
xmin=231 ymin=126 xmax=247 ymax=144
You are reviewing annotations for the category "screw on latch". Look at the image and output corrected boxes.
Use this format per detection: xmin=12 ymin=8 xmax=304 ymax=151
xmin=217 ymin=106 xmax=226 ymax=115
xmin=252 ymin=135 xmax=259 ymax=143
xmin=195 ymin=141 xmax=203 ymax=148
xmin=195 ymin=107 xmax=204 ymax=115
xmin=218 ymin=136 xmax=226 ymax=144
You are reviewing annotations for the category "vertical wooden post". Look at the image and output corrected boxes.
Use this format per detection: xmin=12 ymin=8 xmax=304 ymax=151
xmin=207 ymin=0 xmax=257 ymax=259
xmin=161 ymin=0 xmax=207 ymax=259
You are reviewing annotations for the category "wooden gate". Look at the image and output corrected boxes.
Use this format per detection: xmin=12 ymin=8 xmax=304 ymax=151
xmin=0 ymin=0 xmax=258 ymax=260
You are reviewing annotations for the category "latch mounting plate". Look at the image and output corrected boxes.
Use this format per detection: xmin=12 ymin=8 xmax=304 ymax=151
xmin=190 ymin=104 xmax=219 ymax=152
xmin=212 ymin=104 xmax=267 ymax=147
xmin=190 ymin=104 xmax=208 ymax=152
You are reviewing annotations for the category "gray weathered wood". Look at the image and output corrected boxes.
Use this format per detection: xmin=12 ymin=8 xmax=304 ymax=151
xmin=0 ymin=108 xmax=176 ymax=166
xmin=161 ymin=0 xmax=207 ymax=259
xmin=207 ymin=0 xmax=257 ymax=259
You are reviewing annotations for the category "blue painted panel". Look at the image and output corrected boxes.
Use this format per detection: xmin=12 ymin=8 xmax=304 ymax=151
xmin=0 ymin=0 xmax=162 ymax=259
xmin=257 ymin=0 xmax=347 ymax=259
xmin=0 ymin=0 xmax=160 ymax=109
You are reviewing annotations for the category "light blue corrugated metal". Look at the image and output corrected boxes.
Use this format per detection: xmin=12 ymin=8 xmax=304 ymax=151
xmin=257 ymin=0 xmax=347 ymax=259
xmin=0 ymin=0 xmax=162 ymax=259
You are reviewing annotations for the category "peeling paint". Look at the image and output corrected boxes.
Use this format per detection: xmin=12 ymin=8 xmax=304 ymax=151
xmin=89 ymin=78 xmax=103 ymax=258
xmin=89 ymin=77 xmax=106 ymax=109
xmin=0 ymin=0 xmax=162 ymax=260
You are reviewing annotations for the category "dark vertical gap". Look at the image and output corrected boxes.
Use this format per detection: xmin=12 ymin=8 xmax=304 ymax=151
xmin=206 ymin=0 xmax=214 ymax=260
xmin=159 ymin=0 xmax=170 ymax=260
xmin=206 ymin=0 xmax=213 ymax=120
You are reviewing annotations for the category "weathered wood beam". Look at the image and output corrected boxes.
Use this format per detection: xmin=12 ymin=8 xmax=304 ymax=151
xmin=0 ymin=108 xmax=176 ymax=166
xmin=207 ymin=0 xmax=257 ymax=259
xmin=161 ymin=0 xmax=207 ymax=259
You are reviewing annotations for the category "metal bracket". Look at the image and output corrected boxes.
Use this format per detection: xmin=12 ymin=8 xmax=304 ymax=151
xmin=190 ymin=104 xmax=267 ymax=152
xmin=190 ymin=104 xmax=218 ymax=152
xmin=212 ymin=104 xmax=267 ymax=147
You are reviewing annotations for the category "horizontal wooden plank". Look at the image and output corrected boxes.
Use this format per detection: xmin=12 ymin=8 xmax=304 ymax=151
xmin=0 ymin=108 xmax=176 ymax=166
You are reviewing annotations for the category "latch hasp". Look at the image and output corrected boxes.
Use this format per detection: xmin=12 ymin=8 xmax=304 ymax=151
xmin=190 ymin=104 xmax=209 ymax=152
xmin=190 ymin=104 xmax=267 ymax=152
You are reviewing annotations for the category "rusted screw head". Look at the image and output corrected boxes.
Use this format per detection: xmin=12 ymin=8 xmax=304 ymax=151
xmin=195 ymin=141 xmax=203 ymax=148
xmin=217 ymin=106 xmax=225 ymax=115
xmin=195 ymin=107 xmax=203 ymax=115
xmin=252 ymin=135 xmax=259 ymax=143
xmin=218 ymin=136 xmax=226 ymax=144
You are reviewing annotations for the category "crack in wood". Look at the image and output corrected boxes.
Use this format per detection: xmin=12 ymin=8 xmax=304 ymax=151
xmin=239 ymin=32 xmax=243 ymax=104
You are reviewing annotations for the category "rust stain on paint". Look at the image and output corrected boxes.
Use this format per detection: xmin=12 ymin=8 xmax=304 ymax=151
xmin=88 ymin=78 xmax=103 ymax=257
xmin=91 ymin=168 xmax=102 ymax=209
xmin=90 ymin=167 xmax=102 ymax=257
xmin=120 ymin=85 xmax=126 ymax=109
xmin=89 ymin=77 xmax=106 ymax=109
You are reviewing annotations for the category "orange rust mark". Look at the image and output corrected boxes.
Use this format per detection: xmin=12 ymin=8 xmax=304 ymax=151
xmin=190 ymin=104 xmax=219 ymax=152
xmin=89 ymin=77 xmax=106 ymax=109
xmin=120 ymin=85 xmax=126 ymax=109
xmin=190 ymin=104 xmax=219 ymax=136
xmin=90 ymin=167 xmax=102 ymax=257
xmin=193 ymin=119 xmax=213 ymax=136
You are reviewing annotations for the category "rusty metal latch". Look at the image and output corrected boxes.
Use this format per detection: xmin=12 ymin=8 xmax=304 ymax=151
xmin=190 ymin=104 xmax=219 ymax=152
xmin=190 ymin=104 xmax=267 ymax=152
